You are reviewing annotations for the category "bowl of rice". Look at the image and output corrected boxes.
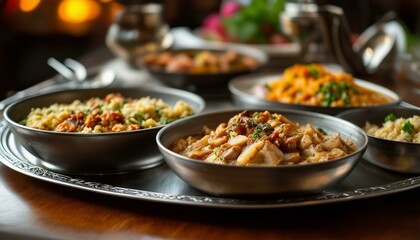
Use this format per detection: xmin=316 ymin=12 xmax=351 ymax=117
xmin=3 ymin=87 xmax=205 ymax=175
xmin=337 ymin=105 xmax=420 ymax=174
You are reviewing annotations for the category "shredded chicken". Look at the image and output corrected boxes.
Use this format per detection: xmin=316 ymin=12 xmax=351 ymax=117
xmin=170 ymin=110 xmax=358 ymax=166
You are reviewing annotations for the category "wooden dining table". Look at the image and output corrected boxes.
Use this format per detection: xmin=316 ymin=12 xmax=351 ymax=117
xmin=0 ymin=46 xmax=419 ymax=240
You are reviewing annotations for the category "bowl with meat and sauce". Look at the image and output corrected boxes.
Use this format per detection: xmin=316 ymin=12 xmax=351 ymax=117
xmin=337 ymin=105 xmax=420 ymax=174
xmin=137 ymin=45 xmax=268 ymax=92
xmin=156 ymin=109 xmax=368 ymax=196
xmin=3 ymin=87 xmax=205 ymax=175
xmin=229 ymin=64 xmax=401 ymax=115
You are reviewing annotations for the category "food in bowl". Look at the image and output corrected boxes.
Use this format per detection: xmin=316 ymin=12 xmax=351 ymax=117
xmin=363 ymin=113 xmax=419 ymax=143
xmin=157 ymin=109 xmax=367 ymax=196
xmin=170 ymin=110 xmax=358 ymax=166
xmin=140 ymin=49 xmax=259 ymax=74
xmin=23 ymin=92 xmax=194 ymax=133
xmin=138 ymin=46 xmax=267 ymax=90
xmin=263 ymin=64 xmax=393 ymax=107
xmin=3 ymin=87 xmax=205 ymax=174
xmin=336 ymin=106 xmax=420 ymax=174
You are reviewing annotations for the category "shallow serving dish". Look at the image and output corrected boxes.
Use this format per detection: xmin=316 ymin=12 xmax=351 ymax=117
xmin=156 ymin=108 xmax=368 ymax=196
xmin=228 ymin=72 xmax=401 ymax=115
xmin=170 ymin=27 xmax=301 ymax=69
xmin=3 ymin=87 xmax=205 ymax=175
xmin=337 ymin=106 xmax=420 ymax=174
xmin=137 ymin=45 xmax=268 ymax=91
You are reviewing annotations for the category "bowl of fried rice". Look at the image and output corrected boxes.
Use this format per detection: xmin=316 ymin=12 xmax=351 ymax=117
xmin=337 ymin=105 xmax=420 ymax=174
xmin=3 ymin=87 xmax=205 ymax=175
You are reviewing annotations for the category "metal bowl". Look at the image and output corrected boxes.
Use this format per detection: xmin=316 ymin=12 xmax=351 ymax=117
xmin=336 ymin=106 xmax=420 ymax=174
xmin=3 ymin=87 xmax=205 ymax=175
xmin=228 ymin=72 xmax=401 ymax=115
xmin=156 ymin=109 xmax=368 ymax=196
xmin=137 ymin=45 xmax=268 ymax=92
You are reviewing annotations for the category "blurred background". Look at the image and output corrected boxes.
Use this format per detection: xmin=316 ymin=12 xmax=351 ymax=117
xmin=0 ymin=0 xmax=419 ymax=100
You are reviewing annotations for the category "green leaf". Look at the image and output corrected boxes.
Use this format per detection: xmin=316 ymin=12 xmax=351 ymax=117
xmin=220 ymin=0 xmax=287 ymax=43
xmin=384 ymin=113 xmax=396 ymax=122
xmin=402 ymin=120 xmax=414 ymax=135
xmin=238 ymin=21 xmax=259 ymax=42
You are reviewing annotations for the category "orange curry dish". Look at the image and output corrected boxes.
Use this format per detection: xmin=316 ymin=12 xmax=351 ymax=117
xmin=264 ymin=64 xmax=392 ymax=107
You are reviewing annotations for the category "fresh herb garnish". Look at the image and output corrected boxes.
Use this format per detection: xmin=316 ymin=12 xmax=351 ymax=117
xmin=308 ymin=65 xmax=319 ymax=78
xmin=155 ymin=108 xmax=163 ymax=115
xmin=250 ymin=112 xmax=260 ymax=127
xmin=317 ymin=128 xmax=327 ymax=135
xmin=251 ymin=122 xmax=273 ymax=139
xmin=402 ymin=120 xmax=414 ymax=137
xmin=384 ymin=113 xmax=396 ymax=122
xmin=136 ymin=113 xmax=144 ymax=120
xmin=318 ymin=81 xmax=353 ymax=107
xmin=252 ymin=126 xmax=262 ymax=139
xmin=264 ymin=83 xmax=271 ymax=92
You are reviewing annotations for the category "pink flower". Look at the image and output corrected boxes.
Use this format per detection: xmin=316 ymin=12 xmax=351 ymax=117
xmin=220 ymin=1 xmax=242 ymax=17
xmin=202 ymin=13 xmax=225 ymax=35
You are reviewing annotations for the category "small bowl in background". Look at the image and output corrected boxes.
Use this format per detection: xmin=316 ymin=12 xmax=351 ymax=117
xmin=136 ymin=45 xmax=268 ymax=93
xmin=3 ymin=87 xmax=205 ymax=175
xmin=156 ymin=109 xmax=368 ymax=196
xmin=336 ymin=106 xmax=420 ymax=174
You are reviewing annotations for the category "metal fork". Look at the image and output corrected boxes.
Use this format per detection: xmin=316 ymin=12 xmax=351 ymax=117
xmin=47 ymin=57 xmax=88 ymax=82
xmin=0 ymin=58 xmax=88 ymax=111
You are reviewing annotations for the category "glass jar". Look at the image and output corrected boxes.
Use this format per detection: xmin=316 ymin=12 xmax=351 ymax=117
xmin=106 ymin=3 xmax=173 ymax=65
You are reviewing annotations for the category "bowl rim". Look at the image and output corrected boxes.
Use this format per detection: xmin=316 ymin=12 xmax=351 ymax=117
xmin=156 ymin=108 xmax=369 ymax=169
xmin=3 ymin=86 xmax=206 ymax=136
xmin=228 ymin=72 xmax=402 ymax=110
xmin=137 ymin=45 xmax=269 ymax=76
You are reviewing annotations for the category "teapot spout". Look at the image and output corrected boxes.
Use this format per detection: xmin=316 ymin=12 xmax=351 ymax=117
xmin=280 ymin=1 xmax=400 ymax=78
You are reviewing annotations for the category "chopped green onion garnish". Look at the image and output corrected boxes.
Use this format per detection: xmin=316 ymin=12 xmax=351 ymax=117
xmin=402 ymin=120 xmax=414 ymax=135
xmin=384 ymin=113 xmax=396 ymax=122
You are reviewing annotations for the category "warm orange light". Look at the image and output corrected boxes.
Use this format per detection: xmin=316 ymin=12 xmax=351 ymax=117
xmin=19 ymin=0 xmax=41 ymax=12
xmin=58 ymin=0 xmax=101 ymax=24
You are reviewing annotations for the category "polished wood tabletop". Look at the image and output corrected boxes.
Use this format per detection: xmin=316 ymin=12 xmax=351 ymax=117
xmin=0 ymin=46 xmax=419 ymax=240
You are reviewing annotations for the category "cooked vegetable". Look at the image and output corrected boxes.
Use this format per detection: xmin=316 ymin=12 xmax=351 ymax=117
xmin=402 ymin=120 xmax=415 ymax=138
xmin=385 ymin=113 xmax=397 ymax=122
xmin=265 ymin=64 xmax=392 ymax=107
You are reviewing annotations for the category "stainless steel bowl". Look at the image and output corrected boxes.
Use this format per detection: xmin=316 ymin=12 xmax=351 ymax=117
xmin=229 ymin=72 xmax=401 ymax=115
xmin=337 ymin=106 xmax=420 ymax=174
xmin=156 ymin=109 xmax=368 ymax=196
xmin=137 ymin=45 xmax=268 ymax=92
xmin=3 ymin=87 xmax=205 ymax=175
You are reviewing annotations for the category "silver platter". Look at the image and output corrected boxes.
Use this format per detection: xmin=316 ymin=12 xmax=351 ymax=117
xmin=0 ymin=121 xmax=419 ymax=209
